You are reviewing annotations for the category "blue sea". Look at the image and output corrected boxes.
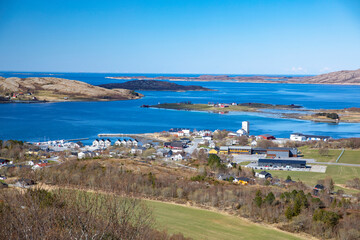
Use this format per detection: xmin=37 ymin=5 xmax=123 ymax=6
xmin=1 ymin=72 xmax=360 ymax=143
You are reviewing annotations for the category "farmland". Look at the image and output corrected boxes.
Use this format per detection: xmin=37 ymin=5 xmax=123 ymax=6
xmin=147 ymin=200 xmax=304 ymax=240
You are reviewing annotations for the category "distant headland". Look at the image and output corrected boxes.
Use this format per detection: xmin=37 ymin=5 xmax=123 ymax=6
xmin=107 ymin=68 xmax=360 ymax=85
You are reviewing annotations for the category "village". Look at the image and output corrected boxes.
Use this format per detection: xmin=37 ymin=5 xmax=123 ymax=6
xmin=0 ymin=121 xmax=337 ymax=196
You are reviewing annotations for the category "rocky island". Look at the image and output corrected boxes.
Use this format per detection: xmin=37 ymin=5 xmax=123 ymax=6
xmin=0 ymin=77 xmax=142 ymax=103
xmin=150 ymin=102 xmax=360 ymax=123
xmin=107 ymin=68 xmax=360 ymax=85
xmin=99 ymin=80 xmax=213 ymax=91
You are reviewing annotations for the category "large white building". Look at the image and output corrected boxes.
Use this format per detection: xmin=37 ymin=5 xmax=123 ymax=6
xmin=242 ymin=121 xmax=249 ymax=134
xmin=290 ymin=133 xmax=331 ymax=142
xmin=237 ymin=121 xmax=250 ymax=136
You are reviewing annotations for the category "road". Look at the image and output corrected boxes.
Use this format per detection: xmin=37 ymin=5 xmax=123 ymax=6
xmin=184 ymin=138 xmax=203 ymax=155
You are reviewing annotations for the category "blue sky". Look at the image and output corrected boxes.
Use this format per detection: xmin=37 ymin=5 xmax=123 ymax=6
xmin=0 ymin=0 xmax=359 ymax=74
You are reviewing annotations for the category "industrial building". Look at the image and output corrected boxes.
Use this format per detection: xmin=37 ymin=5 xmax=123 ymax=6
xmin=228 ymin=146 xmax=252 ymax=154
xmin=290 ymin=133 xmax=331 ymax=142
xmin=258 ymin=159 xmax=306 ymax=168
xmin=267 ymin=147 xmax=298 ymax=158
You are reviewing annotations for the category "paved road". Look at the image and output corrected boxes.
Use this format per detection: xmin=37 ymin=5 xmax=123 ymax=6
xmin=184 ymin=138 xmax=203 ymax=155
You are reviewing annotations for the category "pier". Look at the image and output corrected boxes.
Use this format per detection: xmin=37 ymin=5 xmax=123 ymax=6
xmin=98 ymin=133 xmax=148 ymax=137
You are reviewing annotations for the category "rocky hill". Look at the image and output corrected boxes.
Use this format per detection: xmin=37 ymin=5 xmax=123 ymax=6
xmin=99 ymin=80 xmax=213 ymax=91
xmin=0 ymin=77 xmax=142 ymax=102
xmin=293 ymin=69 xmax=360 ymax=85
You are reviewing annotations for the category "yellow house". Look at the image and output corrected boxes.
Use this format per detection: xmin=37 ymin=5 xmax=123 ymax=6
xmin=233 ymin=177 xmax=250 ymax=185
xmin=209 ymin=149 xmax=218 ymax=154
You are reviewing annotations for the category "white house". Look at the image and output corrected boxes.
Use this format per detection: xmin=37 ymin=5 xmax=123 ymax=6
xmin=92 ymin=139 xmax=100 ymax=148
xmin=171 ymin=154 xmax=183 ymax=161
xmin=99 ymin=139 xmax=105 ymax=148
xmin=105 ymin=139 xmax=112 ymax=148
xmin=256 ymin=171 xmax=272 ymax=179
xmin=26 ymin=160 xmax=35 ymax=166
xmin=115 ymin=139 xmax=121 ymax=146
xmin=202 ymin=136 xmax=212 ymax=141
xmin=132 ymin=139 xmax=139 ymax=147
xmin=182 ymin=129 xmax=190 ymax=136
xmin=78 ymin=152 xmax=86 ymax=159
xmin=130 ymin=148 xmax=143 ymax=155
xmin=126 ymin=139 xmax=133 ymax=147
xmin=290 ymin=133 xmax=307 ymax=142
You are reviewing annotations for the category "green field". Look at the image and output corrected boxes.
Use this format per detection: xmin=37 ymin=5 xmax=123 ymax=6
xmin=299 ymin=146 xmax=360 ymax=164
xmin=338 ymin=150 xmax=360 ymax=164
xmin=259 ymin=165 xmax=360 ymax=193
xmin=299 ymin=146 xmax=341 ymax=162
xmin=147 ymin=200 xmax=303 ymax=240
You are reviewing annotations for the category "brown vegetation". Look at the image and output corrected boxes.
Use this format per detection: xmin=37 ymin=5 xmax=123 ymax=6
xmin=0 ymin=188 xmax=189 ymax=240
xmin=9 ymin=158 xmax=359 ymax=240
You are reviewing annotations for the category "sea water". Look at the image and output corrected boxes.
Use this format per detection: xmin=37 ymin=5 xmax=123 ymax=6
xmin=1 ymin=72 xmax=360 ymax=142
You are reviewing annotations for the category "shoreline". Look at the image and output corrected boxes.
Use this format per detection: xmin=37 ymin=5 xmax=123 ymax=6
xmin=106 ymin=76 xmax=360 ymax=86
xmin=149 ymin=103 xmax=360 ymax=123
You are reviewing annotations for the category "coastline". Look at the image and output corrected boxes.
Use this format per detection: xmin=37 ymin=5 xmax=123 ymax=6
xmin=149 ymin=103 xmax=360 ymax=123
xmin=106 ymin=76 xmax=360 ymax=86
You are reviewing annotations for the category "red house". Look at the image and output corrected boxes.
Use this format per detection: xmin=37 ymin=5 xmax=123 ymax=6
xmin=258 ymin=134 xmax=276 ymax=140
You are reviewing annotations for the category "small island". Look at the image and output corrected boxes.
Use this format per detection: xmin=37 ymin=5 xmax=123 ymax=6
xmin=0 ymin=76 xmax=142 ymax=103
xmin=149 ymin=102 xmax=360 ymax=123
xmin=99 ymin=80 xmax=213 ymax=91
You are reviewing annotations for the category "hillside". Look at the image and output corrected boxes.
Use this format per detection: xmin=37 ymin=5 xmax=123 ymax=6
xmin=99 ymin=80 xmax=213 ymax=91
xmin=296 ymin=69 xmax=360 ymax=84
xmin=0 ymin=77 xmax=142 ymax=102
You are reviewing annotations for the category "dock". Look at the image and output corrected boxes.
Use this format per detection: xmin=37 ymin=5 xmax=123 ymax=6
xmin=98 ymin=133 xmax=148 ymax=137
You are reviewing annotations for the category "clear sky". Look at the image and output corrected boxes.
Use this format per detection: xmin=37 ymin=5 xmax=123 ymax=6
xmin=0 ymin=0 xmax=359 ymax=74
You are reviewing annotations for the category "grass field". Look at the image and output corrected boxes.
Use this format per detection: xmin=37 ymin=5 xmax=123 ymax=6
xmin=299 ymin=146 xmax=341 ymax=162
xmin=259 ymin=165 xmax=360 ymax=193
xmin=299 ymin=146 xmax=360 ymax=164
xmin=338 ymin=150 xmax=360 ymax=164
xmin=147 ymin=200 xmax=303 ymax=240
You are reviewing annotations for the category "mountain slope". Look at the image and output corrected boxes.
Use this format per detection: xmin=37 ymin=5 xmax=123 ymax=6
xmin=297 ymin=69 xmax=360 ymax=84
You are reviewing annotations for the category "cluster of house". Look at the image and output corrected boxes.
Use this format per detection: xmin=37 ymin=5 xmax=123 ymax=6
xmin=217 ymin=170 xmax=273 ymax=185
xmin=34 ymin=140 xmax=84 ymax=151
xmin=92 ymin=138 xmax=139 ymax=148
xmin=207 ymin=102 xmax=238 ymax=108
xmin=4 ymin=91 xmax=34 ymax=99
xmin=168 ymin=128 xmax=191 ymax=137
xmin=168 ymin=122 xmax=250 ymax=138
xmin=163 ymin=138 xmax=191 ymax=161
xmin=25 ymin=160 xmax=49 ymax=170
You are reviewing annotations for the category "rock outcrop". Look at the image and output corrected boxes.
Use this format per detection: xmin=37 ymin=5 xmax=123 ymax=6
xmin=99 ymin=80 xmax=213 ymax=91
xmin=0 ymin=77 xmax=142 ymax=102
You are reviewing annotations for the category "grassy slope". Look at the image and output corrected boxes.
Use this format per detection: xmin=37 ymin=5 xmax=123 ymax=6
xmin=147 ymin=200 xmax=302 ymax=240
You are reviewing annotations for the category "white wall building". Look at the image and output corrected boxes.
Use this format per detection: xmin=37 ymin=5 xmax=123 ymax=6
xmin=242 ymin=121 xmax=249 ymax=134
